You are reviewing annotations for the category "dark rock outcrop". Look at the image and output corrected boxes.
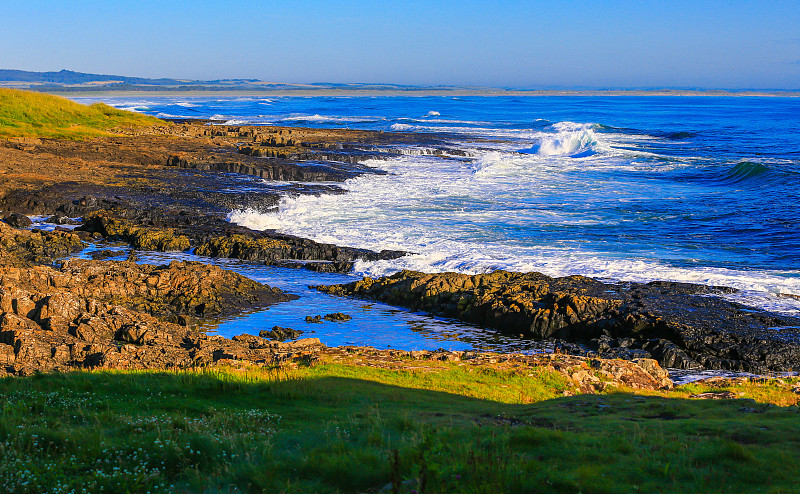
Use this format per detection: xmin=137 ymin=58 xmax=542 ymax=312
xmin=259 ymin=326 xmax=304 ymax=341
xmin=3 ymin=213 xmax=32 ymax=228
xmin=316 ymin=270 xmax=800 ymax=372
xmin=75 ymin=212 xmax=404 ymax=274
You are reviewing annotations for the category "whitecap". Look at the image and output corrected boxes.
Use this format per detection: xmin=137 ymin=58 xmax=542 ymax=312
xmin=226 ymin=209 xmax=282 ymax=230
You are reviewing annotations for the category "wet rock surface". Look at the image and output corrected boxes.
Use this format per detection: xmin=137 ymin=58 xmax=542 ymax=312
xmin=3 ymin=213 xmax=32 ymax=228
xmin=316 ymin=270 xmax=800 ymax=372
xmin=76 ymin=212 xmax=405 ymax=271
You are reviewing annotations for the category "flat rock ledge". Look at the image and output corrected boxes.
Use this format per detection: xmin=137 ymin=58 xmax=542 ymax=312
xmin=316 ymin=270 xmax=800 ymax=373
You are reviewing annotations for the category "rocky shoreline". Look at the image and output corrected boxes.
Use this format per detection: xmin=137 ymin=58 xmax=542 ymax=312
xmin=0 ymin=220 xmax=675 ymax=392
xmin=316 ymin=270 xmax=800 ymax=372
xmin=1 ymin=121 xmax=798 ymax=378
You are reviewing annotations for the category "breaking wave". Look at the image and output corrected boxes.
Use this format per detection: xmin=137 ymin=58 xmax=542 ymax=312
xmin=523 ymin=122 xmax=598 ymax=157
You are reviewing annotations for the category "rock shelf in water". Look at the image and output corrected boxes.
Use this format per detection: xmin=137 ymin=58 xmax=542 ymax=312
xmin=315 ymin=270 xmax=800 ymax=372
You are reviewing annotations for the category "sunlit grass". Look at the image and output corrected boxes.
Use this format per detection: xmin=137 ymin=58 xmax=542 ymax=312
xmin=0 ymin=364 xmax=798 ymax=493
xmin=0 ymin=88 xmax=163 ymax=139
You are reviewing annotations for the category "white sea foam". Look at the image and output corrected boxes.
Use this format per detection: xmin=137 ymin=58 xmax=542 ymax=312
xmin=227 ymin=209 xmax=282 ymax=230
xmin=226 ymin=150 xmax=800 ymax=315
xmin=406 ymin=118 xmax=491 ymax=126
xmin=425 ymin=111 xmax=440 ymax=116
xmin=155 ymin=112 xmax=187 ymax=119
xmin=119 ymin=106 xmax=151 ymax=112
xmin=223 ymin=138 xmax=800 ymax=314
xmin=534 ymin=122 xmax=598 ymax=156
xmin=367 ymin=145 xmax=454 ymax=157
xmin=278 ymin=114 xmax=383 ymax=124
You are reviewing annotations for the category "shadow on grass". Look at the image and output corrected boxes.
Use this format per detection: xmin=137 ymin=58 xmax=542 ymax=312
xmin=0 ymin=369 xmax=799 ymax=493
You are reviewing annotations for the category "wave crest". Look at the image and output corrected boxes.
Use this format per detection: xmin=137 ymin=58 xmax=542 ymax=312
xmin=719 ymin=161 xmax=770 ymax=185
xmin=528 ymin=122 xmax=598 ymax=157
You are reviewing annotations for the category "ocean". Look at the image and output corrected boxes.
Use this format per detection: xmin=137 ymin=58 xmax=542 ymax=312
xmin=71 ymin=95 xmax=800 ymax=351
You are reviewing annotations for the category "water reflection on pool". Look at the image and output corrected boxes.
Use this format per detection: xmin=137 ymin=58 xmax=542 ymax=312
xmin=75 ymin=243 xmax=551 ymax=354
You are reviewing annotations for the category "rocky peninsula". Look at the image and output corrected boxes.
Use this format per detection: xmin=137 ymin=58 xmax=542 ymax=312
xmin=1 ymin=90 xmax=798 ymax=380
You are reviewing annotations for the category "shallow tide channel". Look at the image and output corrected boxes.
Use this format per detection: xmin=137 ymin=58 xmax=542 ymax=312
xmin=73 ymin=240 xmax=552 ymax=354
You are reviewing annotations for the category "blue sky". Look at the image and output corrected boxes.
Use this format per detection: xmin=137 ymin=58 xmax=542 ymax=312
xmin=1 ymin=0 xmax=798 ymax=89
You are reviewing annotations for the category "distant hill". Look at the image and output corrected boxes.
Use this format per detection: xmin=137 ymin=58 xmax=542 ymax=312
xmin=0 ymin=69 xmax=194 ymax=86
xmin=0 ymin=69 xmax=443 ymax=93
xmin=2 ymin=69 xmax=796 ymax=96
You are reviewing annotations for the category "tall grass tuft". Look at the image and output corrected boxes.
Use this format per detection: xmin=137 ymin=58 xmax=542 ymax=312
xmin=0 ymin=88 xmax=162 ymax=139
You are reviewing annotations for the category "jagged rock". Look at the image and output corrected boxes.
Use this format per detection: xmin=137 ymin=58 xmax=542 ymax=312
xmin=80 ymin=214 xmax=190 ymax=251
xmin=89 ymin=249 xmax=126 ymax=259
xmin=12 ymin=258 xmax=296 ymax=319
xmin=269 ymin=259 xmax=355 ymax=273
xmin=0 ymin=260 xmax=323 ymax=375
xmin=305 ymin=312 xmax=353 ymax=323
xmin=73 ymin=211 xmax=402 ymax=274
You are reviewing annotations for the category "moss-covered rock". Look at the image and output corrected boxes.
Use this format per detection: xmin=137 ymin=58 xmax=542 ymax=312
xmin=80 ymin=213 xmax=190 ymax=251
xmin=194 ymin=234 xmax=293 ymax=260
xmin=0 ymin=221 xmax=85 ymax=266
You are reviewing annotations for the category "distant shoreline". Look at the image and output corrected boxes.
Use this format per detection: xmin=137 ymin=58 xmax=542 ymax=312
xmin=52 ymin=88 xmax=800 ymax=98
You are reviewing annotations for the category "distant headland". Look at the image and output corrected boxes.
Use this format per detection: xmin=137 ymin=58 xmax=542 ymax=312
xmin=2 ymin=68 xmax=798 ymax=97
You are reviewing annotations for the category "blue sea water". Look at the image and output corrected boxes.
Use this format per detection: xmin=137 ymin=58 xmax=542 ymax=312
xmin=74 ymin=95 xmax=800 ymax=318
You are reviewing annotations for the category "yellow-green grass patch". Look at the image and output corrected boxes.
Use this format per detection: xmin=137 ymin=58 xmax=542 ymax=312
xmin=0 ymin=88 xmax=163 ymax=140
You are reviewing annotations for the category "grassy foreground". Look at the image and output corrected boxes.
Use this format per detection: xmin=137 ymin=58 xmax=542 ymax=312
xmin=0 ymin=88 xmax=162 ymax=139
xmin=1 ymin=360 xmax=799 ymax=493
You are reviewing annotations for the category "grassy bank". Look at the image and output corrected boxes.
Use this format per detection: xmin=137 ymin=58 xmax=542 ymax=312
xmin=1 ymin=359 xmax=798 ymax=493
xmin=0 ymin=88 xmax=162 ymax=139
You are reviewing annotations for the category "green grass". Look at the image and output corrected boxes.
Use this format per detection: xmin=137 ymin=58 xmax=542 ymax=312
xmin=0 ymin=362 xmax=799 ymax=493
xmin=0 ymin=88 xmax=163 ymax=139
